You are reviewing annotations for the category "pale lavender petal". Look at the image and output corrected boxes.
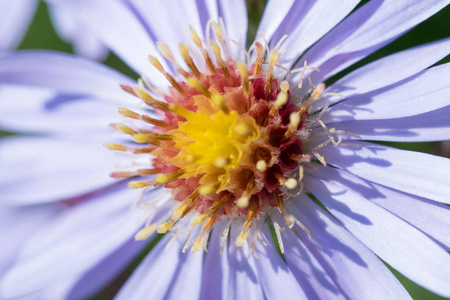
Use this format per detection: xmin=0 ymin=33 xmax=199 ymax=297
xmin=200 ymin=225 xmax=229 ymax=300
xmin=49 ymin=6 xmax=108 ymax=61
xmin=46 ymin=0 xmax=167 ymax=86
xmin=0 ymin=186 xmax=167 ymax=297
xmin=254 ymin=227 xmax=309 ymax=299
xmin=257 ymin=0 xmax=294 ymax=42
xmin=288 ymin=195 xmax=411 ymax=300
xmin=319 ymin=142 xmax=450 ymax=204
xmin=115 ymin=235 xmax=203 ymax=300
xmin=0 ymin=85 xmax=120 ymax=136
xmin=0 ymin=206 xmax=57 ymax=278
xmin=228 ymin=224 xmax=265 ymax=299
xmin=66 ymin=239 xmax=146 ymax=300
xmin=317 ymin=104 xmax=450 ymax=142
xmin=305 ymin=167 xmax=450 ymax=297
xmin=195 ymin=0 xmax=219 ymax=30
xmin=0 ymin=51 xmax=136 ymax=104
xmin=324 ymin=63 xmax=450 ymax=123
xmin=313 ymin=38 xmax=450 ymax=110
xmin=217 ymin=0 xmax=248 ymax=60
xmin=0 ymin=136 xmax=119 ymax=204
xmin=273 ymin=0 xmax=359 ymax=67
xmin=298 ymin=0 xmax=450 ymax=83
xmin=0 ymin=0 xmax=37 ymax=50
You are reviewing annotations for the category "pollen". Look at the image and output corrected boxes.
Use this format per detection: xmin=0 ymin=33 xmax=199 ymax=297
xmin=107 ymin=21 xmax=354 ymax=254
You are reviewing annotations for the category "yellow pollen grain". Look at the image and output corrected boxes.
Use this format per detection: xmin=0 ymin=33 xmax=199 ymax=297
xmin=155 ymin=174 xmax=169 ymax=184
xmin=284 ymin=178 xmax=298 ymax=189
xmin=233 ymin=122 xmax=250 ymax=136
xmin=199 ymin=185 xmax=215 ymax=195
xmin=236 ymin=195 xmax=250 ymax=208
xmin=214 ymin=157 xmax=229 ymax=168
xmin=256 ymin=160 xmax=267 ymax=172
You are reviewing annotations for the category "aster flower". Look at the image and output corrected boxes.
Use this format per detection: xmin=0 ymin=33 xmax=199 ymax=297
xmin=0 ymin=0 xmax=108 ymax=60
xmin=1 ymin=0 xmax=450 ymax=299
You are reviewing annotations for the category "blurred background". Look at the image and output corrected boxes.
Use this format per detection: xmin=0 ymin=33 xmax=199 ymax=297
xmin=2 ymin=0 xmax=449 ymax=299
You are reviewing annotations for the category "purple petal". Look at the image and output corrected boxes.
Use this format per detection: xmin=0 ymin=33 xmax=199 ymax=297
xmin=272 ymin=0 xmax=359 ymax=67
xmin=0 ymin=186 xmax=165 ymax=297
xmin=0 ymin=136 xmax=119 ymax=204
xmin=253 ymin=227 xmax=309 ymax=299
xmin=0 ymin=85 xmax=120 ymax=136
xmin=0 ymin=51 xmax=135 ymax=104
xmin=313 ymin=38 xmax=450 ymax=111
xmin=115 ymin=235 xmax=203 ymax=300
xmin=299 ymin=0 xmax=450 ymax=83
xmin=305 ymin=167 xmax=450 ymax=297
xmin=49 ymin=6 xmax=108 ymax=61
xmin=288 ymin=195 xmax=411 ymax=300
xmin=324 ymin=63 xmax=450 ymax=122
xmin=257 ymin=0 xmax=294 ymax=42
xmin=317 ymin=104 xmax=450 ymax=142
xmin=319 ymin=142 xmax=450 ymax=205
xmin=0 ymin=0 xmax=37 ymax=50
xmin=228 ymin=224 xmax=265 ymax=299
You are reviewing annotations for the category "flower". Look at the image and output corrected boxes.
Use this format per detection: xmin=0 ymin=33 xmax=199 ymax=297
xmin=0 ymin=0 xmax=108 ymax=60
xmin=1 ymin=0 xmax=450 ymax=299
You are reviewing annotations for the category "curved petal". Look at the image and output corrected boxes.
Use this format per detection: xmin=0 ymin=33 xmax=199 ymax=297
xmin=257 ymin=0 xmax=294 ymax=42
xmin=298 ymin=0 xmax=450 ymax=83
xmin=313 ymin=37 xmax=450 ymax=111
xmin=324 ymin=62 xmax=450 ymax=122
xmin=0 ymin=0 xmax=37 ymax=50
xmin=228 ymin=224 xmax=265 ymax=299
xmin=254 ymin=227 xmax=309 ymax=299
xmin=288 ymin=195 xmax=411 ymax=300
xmin=115 ymin=235 xmax=203 ymax=300
xmin=0 ymin=85 xmax=121 ymax=136
xmin=217 ymin=0 xmax=248 ymax=60
xmin=271 ymin=0 xmax=359 ymax=67
xmin=46 ymin=0 xmax=167 ymax=86
xmin=318 ymin=104 xmax=450 ymax=142
xmin=304 ymin=167 xmax=450 ymax=297
xmin=0 ymin=51 xmax=136 ymax=105
xmin=0 ymin=136 xmax=120 ymax=204
xmin=49 ymin=6 xmax=108 ymax=61
xmin=318 ymin=142 xmax=450 ymax=205
xmin=0 ymin=186 xmax=166 ymax=297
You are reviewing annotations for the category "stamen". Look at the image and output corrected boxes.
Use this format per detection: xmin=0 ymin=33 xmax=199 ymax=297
xmin=253 ymin=42 xmax=264 ymax=75
xmin=210 ymin=41 xmax=231 ymax=80
xmin=148 ymin=55 xmax=185 ymax=95
xmin=256 ymin=160 xmax=267 ymax=172
xmin=186 ymin=77 xmax=211 ymax=98
xmin=135 ymin=224 xmax=158 ymax=241
xmin=210 ymin=92 xmax=230 ymax=114
xmin=265 ymin=49 xmax=281 ymax=97
xmin=179 ymin=43 xmax=201 ymax=79
xmin=157 ymin=41 xmax=190 ymax=78
xmin=134 ymin=87 xmax=170 ymax=111
xmin=190 ymin=26 xmax=217 ymax=74
xmin=103 ymin=143 xmax=129 ymax=151
xmin=284 ymin=178 xmax=298 ymax=189
xmin=237 ymin=62 xmax=250 ymax=96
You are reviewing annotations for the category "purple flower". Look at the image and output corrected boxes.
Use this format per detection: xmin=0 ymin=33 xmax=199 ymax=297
xmin=1 ymin=1 xmax=450 ymax=299
xmin=0 ymin=0 xmax=108 ymax=60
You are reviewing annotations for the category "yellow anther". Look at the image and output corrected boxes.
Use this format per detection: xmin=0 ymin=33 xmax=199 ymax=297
xmin=285 ymin=112 xmax=301 ymax=137
xmin=116 ymin=124 xmax=137 ymax=135
xmin=157 ymin=220 xmax=174 ymax=234
xmin=148 ymin=55 xmax=165 ymax=73
xmin=275 ymin=92 xmax=288 ymax=107
xmin=155 ymin=174 xmax=169 ymax=184
xmin=134 ymin=88 xmax=170 ymax=111
xmin=236 ymin=195 xmax=250 ymax=208
xmin=118 ymin=107 xmax=140 ymax=119
xmin=192 ymin=214 xmax=208 ymax=225
xmin=237 ymin=62 xmax=249 ymax=96
xmin=212 ymin=21 xmax=224 ymax=42
xmin=128 ymin=181 xmax=153 ymax=189
xmin=283 ymin=214 xmax=295 ymax=229
xmin=103 ymin=143 xmax=128 ymax=151
xmin=256 ymin=160 xmax=267 ymax=172
xmin=191 ymin=235 xmax=205 ymax=253
xmin=157 ymin=41 xmax=175 ymax=62
xmin=169 ymin=103 xmax=195 ymax=120
xmin=186 ymin=77 xmax=211 ymax=98
xmin=189 ymin=26 xmax=203 ymax=48
xmin=210 ymin=41 xmax=221 ymax=58
xmin=211 ymin=93 xmax=229 ymax=114
xmin=269 ymin=49 xmax=280 ymax=67
xmin=172 ymin=202 xmax=188 ymax=221
xmin=311 ymin=83 xmax=326 ymax=100
xmin=284 ymin=178 xmax=298 ymax=190
xmin=179 ymin=43 xmax=201 ymax=79
xmin=132 ymin=133 xmax=153 ymax=144
xmin=235 ymin=230 xmax=248 ymax=247
xmin=135 ymin=225 xmax=157 ymax=241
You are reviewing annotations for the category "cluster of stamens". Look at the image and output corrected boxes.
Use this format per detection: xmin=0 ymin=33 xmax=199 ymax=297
xmin=105 ymin=21 xmax=355 ymax=254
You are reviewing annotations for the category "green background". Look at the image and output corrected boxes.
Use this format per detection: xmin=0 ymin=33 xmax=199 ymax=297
xmin=7 ymin=1 xmax=450 ymax=299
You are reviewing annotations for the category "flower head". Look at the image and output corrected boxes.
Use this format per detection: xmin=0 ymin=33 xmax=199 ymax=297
xmin=0 ymin=1 xmax=450 ymax=299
